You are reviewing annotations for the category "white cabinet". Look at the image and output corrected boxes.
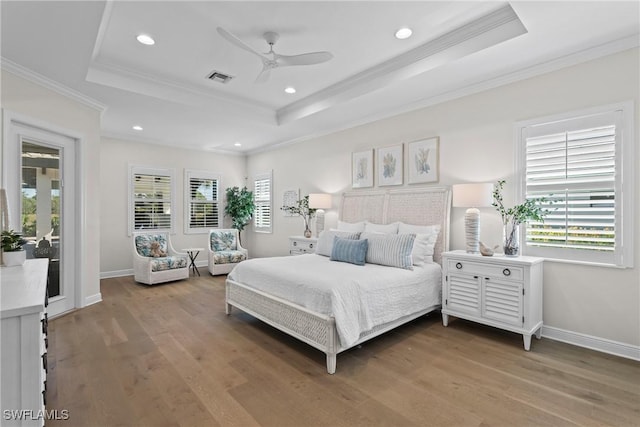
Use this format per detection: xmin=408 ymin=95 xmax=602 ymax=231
xmin=289 ymin=236 xmax=317 ymax=255
xmin=441 ymin=250 xmax=543 ymax=350
xmin=1 ymin=259 xmax=49 ymax=427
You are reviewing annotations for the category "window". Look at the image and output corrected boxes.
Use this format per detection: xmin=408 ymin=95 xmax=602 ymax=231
xmin=184 ymin=170 xmax=221 ymax=234
xmin=129 ymin=166 xmax=174 ymax=234
xmin=516 ymin=102 xmax=633 ymax=267
xmin=254 ymin=171 xmax=272 ymax=233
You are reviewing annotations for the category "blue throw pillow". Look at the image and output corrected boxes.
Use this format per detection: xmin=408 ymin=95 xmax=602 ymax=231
xmin=330 ymin=236 xmax=368 ymax=266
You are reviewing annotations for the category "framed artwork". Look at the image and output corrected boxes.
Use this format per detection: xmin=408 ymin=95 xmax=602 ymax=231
xmin=408 ymin=137 xmax=439 ymax=184
xmin=377 ymin=144 xmax=403 ymax=186
xmin=282 ymin=189 xmax=299 ymax=216
xmin=352 ymin=149 xmax=374 ymax=188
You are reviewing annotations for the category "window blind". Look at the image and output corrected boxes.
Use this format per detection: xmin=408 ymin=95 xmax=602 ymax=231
xmin=188 ymin=177 xmax=219 ymax=229
xmin=133 ymin=173 xmax=172 ymax=230
xmin=254 ymin=172 xmax=272 ymax=233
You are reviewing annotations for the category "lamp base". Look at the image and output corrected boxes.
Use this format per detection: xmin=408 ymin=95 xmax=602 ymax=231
xmin=464 ymin=208 xmax=480 ymax=254
xmin=315 ymin=209 xmax=325 ymax=237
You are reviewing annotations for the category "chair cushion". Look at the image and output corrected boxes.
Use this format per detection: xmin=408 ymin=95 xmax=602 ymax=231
xmin=150 ymin=256 xmax=187 ymax=272
xmin=135 ymin=234 xmax=168 ymax=257
xmin=213 ymin=250 xmax=246 ymax=264
xmin=210 ymin=231 xmax=237 ymax=251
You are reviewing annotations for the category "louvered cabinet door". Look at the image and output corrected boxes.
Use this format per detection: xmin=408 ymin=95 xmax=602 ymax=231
xmin=482 ymin=277 xmax=523 ymax=327
xmin=447 ymin=273 xmax=481 ymax=317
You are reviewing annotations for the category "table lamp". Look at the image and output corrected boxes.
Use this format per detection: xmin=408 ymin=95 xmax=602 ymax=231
xmin=309 ymin=193 xmax=332 ymax=237
xmin=452 ymin=183 xmax=494 ymax=254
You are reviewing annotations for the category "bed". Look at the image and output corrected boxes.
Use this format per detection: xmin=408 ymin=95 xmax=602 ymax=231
xmin=225 ymin=187 xmax=451 ymax=374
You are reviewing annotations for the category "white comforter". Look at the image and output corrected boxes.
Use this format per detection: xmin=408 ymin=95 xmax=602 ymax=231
xmin=227 ymin=254 xmax=442 ymax=347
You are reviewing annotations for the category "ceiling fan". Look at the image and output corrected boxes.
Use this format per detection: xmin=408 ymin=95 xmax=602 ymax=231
xmin=217 ymin=27 xmax=333 ymax=83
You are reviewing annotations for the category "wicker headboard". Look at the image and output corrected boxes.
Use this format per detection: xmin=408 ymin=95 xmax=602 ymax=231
xmin=340 ymin=187 xmax=452 ymax=265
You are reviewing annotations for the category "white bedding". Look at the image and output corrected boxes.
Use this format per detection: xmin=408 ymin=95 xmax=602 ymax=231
xmin=227 ymin=254 xmax=442 ymax=347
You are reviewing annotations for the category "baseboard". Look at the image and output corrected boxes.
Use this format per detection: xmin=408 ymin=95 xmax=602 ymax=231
xmin=100 ymin=269 xmax=133 ymax=279
xmin=84 ymin=292 xmax=102 ymax=307
xmin=542 ymin=325 xmax=640 ymax=361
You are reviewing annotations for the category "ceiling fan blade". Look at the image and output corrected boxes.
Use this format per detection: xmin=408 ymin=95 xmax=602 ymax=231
xmin=275 ymin=51 xmax=333 ymax=67
xmin=255 ymin=67 xmax=271 ymax=84
xmin=217 ymin=27 xmax=268 ymax=60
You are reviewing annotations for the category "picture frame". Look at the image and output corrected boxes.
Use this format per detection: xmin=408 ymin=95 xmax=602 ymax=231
xmin=377 ymin=144 xmax=403 ymax=186
xmin=407 ymin=137 xmax=439 ymax=184
xmin=352 ymin=149 xmax=374 ymax=188
xmin=282 ymin=189 xmax=299 ymax=216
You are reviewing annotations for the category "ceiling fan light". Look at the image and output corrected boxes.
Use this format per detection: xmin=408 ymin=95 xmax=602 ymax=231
xmin=284 ymin=87 xmax=296 ymax=94
xmin=136 ymin=34 xmax=155 ymax=45
xmin=395 ymin=27 xmax=413 ymax=40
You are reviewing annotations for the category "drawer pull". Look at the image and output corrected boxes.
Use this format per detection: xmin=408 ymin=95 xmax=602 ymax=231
xmin=309 ymin=243 xmax=314 ymax=248
xmin=42 ymin=353 xmax=48 ymax=373
xmin=455 ymin=262 xmax=462 ymax=269
xmin=503 ymin=268 xmax=511 ymax=276
xmin=293 ymin=241 xmax=297 ymax=246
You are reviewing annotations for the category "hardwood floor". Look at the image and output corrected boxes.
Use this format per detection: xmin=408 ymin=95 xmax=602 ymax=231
xmin=46 ymin=274 xmax=640 ymax=427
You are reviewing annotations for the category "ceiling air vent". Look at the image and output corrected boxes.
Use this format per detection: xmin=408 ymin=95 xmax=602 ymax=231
xmin=207 ymin=70 xmax=234 ymax=84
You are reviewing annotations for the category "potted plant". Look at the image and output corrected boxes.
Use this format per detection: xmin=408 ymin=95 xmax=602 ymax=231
xmin=224 ymin=186 xmax=254 ymax=245
xmin=1 ymin=229 xmax=28 ymax=266
xmin=492 ymin=180 xmax=549 ymax=256
xmin=281 ymin=195 xmax=317 ymax=238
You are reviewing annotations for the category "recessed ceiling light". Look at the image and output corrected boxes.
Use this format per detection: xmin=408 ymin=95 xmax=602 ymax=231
xmin=395 ymin=27 xmax=413 ymax=40
xmin=234 ymin=143 xmax=242 ymax=147
xmin=132 ymin=125 xmax=143 ymax=131
xmin=136 ymin=34 xmax=155 ymax=45
xmin=284 ymin=87 xmax=296 ymax=94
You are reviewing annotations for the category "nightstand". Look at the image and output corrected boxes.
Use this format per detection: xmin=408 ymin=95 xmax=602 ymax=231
xmin=441 ymin=250 xmax=544 ymax=350
xmin=289 ymin=236 xmax=318 ymax=255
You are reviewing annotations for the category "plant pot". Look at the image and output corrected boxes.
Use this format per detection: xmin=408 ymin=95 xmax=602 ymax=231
xmin=2 ymin=250 xmax=26 ymax=267
xmin=304 ymin=227 xmax=312 ymax=238
xmin=503 ymin=223 xmax=520 ymax=257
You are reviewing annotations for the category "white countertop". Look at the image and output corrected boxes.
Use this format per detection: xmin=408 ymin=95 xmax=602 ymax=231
xmin=1 ymin=258 xmax=49 ymax=319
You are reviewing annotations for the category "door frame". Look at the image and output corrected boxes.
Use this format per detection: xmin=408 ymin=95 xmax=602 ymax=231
xmin=2 ymin=110 xmax=82 ymax=317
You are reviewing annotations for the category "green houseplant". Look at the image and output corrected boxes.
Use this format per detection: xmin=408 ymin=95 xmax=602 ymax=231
xmin=492 ymin=180 xmax=548 ymax=256
xmin=281 ymin=195 xmax=317 ymax=238
xmin=1 ymin=229 xmax=28 ymax=266
xmin=224 ymin=186 xmax=254 ymax=244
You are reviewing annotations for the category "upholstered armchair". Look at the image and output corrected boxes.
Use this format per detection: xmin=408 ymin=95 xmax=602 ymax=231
xmin=132 ymin=232 xmax=189 ymax=285
xmin=208 ymin=229 xmax=248 ymax=275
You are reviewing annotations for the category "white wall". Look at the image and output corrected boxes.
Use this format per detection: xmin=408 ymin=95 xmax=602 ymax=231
xmin=1 ymin=69 xmax=103 ymax=307
xmin=246 ymin=48 xmax=640 ymax=351
xmin=99 ymin=137 xmax=247 ymax=275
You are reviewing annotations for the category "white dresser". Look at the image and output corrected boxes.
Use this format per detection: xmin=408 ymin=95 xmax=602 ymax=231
xmin=1 ymin=259 xmax=49 ymax=427
xmin=288 ymin=236 xmax=318 ymax=255
xmin=441 ymin=250 xmax=543 ymax=350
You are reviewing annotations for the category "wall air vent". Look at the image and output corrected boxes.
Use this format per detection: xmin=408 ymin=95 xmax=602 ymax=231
xmin=207 ymin=70 xmax=234 ymax=84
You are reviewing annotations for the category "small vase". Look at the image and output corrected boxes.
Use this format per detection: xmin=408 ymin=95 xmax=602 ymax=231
xmin=304 ymin=227 xmax=312 ymax=238
xmin=2 ymin=250 xmax=26 ymax=267
xmin=503 ymin=223 xmax=520 ymax=257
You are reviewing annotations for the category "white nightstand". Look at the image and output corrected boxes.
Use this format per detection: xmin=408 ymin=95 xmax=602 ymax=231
xmin=441 ymin=250 xmax=544 ymax=350
xmin=289 ymin=236 xmax=318 ymax=255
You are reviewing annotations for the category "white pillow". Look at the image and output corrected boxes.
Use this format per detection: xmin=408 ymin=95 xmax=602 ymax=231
xmin=337 ymin=220 xmax=366 ymax=232
xmin=364 ymin=221 xmax=399 ymax=234
xmin=398 ymin=223 xmax=441 ymax=265
xmin=316 ymin=230 xmax=360 ymax=256
xmin=360 ymin=232 xmax=415 ymax=270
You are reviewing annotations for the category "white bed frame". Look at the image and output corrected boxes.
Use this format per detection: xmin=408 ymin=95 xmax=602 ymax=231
xmin=225 ymin=187 xmax=451 ymax=374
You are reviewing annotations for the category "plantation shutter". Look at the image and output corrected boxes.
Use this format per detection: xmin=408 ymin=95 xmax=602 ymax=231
xmin=520 ymin=108 xmax=627 ymax=264
xmin=187 ymin=175 xmax=219 ymax=230
xmin=254 ymin=172 xmax=272 ymax=233
xmin=132 ymin=172 xmax=173 ymax=231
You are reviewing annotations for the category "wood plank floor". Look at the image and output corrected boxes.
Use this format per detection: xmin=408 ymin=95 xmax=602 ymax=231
xmin=45 ymin=274 xmax=640 ymax=427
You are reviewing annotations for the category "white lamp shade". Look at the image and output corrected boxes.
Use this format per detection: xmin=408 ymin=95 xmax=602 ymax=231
xmin=309 ymin=193 xmax=332 ymax=209
xmin=452 ymin=183 xmax=494 ymax=208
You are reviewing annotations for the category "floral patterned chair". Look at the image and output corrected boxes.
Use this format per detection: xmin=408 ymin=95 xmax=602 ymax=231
xmin=132 ymin=232 xmax=189 ymax=285
xmin=208 ymin=229 xmax=248 ymax=275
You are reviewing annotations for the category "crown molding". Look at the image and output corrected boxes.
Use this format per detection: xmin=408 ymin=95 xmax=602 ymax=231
xmin=101 ymin=131 xmax=245 ymax=156
xmin=1 ymin=57 xmax=107 ymax=112
xmin=276 ymin=3 xmax=526 ymax=125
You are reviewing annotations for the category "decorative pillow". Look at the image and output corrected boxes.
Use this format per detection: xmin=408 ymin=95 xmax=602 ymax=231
xmin=210 ymin=231 xmax=237 ymax=251
xmin=330 ymin=236 xmax=368 ymax=266
xmin=336 ymin=220 xmax=366 ymax=232
xmin=135 ymin=234 xmax=168 ymax=257
xmin=360 ymin=232 xmax=415 ymax=270
xmin=398 ymin=223 xmax=441 ymax=265
xmin=316 ymin=230 xmax=360 ymax=257
xmin=364 ymin=221 xmax=399 ymax=234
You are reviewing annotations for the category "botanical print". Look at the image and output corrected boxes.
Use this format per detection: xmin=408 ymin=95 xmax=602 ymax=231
xmin=408 ymin=137 xmax=439 ymax=184
xmin=352 ymin=150 xmax=374 ymax=188
xmin=377 ymin=145 xmax=403 ymax=186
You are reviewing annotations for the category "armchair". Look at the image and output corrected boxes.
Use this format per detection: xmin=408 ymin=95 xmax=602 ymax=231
xmin=132 ymin=232 xmax=189 ymax=285
xmin=208 ymin=229 xmax=248 ymax=275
